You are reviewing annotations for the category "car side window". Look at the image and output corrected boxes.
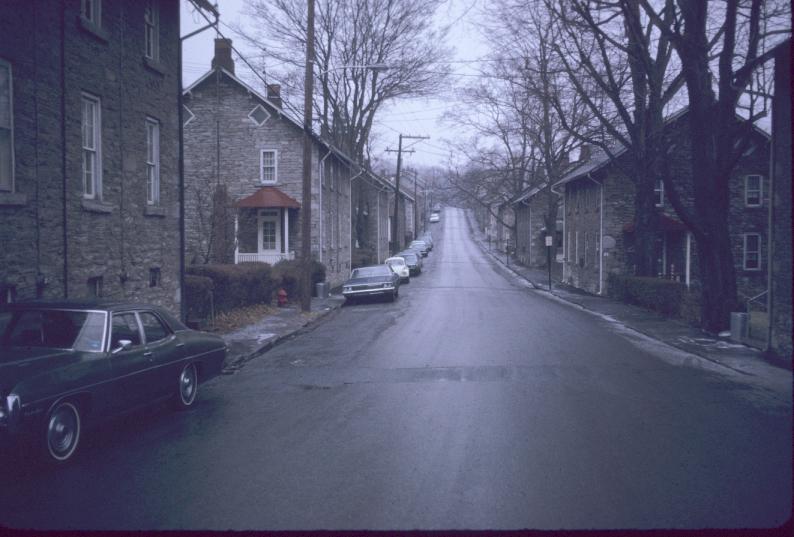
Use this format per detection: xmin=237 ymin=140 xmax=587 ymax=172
xmin=111 ymin=313 xmax=142 ymax=349
xmin=139 ymin=312 xmax=169 ymax=344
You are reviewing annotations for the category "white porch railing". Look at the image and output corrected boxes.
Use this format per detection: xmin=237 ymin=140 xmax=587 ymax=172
xmin=235 ymin=252 xmax=295 ymax=265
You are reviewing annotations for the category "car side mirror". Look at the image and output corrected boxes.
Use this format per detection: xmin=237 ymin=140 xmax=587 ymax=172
xmin=112 ymin=339 xmax=133 ymax=354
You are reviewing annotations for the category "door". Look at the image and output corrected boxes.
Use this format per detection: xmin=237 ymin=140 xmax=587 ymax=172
xmin=109 ymin=311 xmax=154 ymax=411
xmin=138 ymin=310 xmax=181 ymax=399
xmin=258 ymin=209 xmax=281 ymax=255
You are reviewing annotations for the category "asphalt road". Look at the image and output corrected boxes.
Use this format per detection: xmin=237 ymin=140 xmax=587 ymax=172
xmin=1 ymin=208 xmax=791 ymax=531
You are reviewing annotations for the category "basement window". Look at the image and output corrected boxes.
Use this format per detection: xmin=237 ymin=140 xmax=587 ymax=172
xmin=87 ymin=276 xmax=103 ymax=297
xmin=149 ymin=267 xmax=161 ymax=288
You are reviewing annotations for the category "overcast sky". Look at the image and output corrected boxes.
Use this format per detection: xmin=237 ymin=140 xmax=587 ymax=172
xmin=181 ymin=0 xmax=488 ymax=169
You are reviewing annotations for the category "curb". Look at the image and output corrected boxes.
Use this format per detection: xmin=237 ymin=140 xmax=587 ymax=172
xmin=221 ymin=298 xmax=344 ymax=374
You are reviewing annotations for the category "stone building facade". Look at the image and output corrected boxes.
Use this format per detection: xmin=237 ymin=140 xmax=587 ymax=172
xmin=513 ymin=186 xmax=563 ymax=271
xmin=0 ymin=0 xmax=181 ymax=312
xmin=768 ymin=39 xmax=792 ymax=361
xmin=351 ymin=172 xmax=392 ymax=267
xmin=556 ymin=110 xmax=771 ymax=299
xmin=183 ymin=39 xmax=354 ymax=288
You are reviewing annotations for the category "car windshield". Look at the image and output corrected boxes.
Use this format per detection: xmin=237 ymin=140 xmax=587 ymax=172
xmin=0 ymin=309 xmax=106 ymax=353
xmin=351 ymin=266 xmax=392 ymax=278
xmin=401 ymin=253 xmax=417 ymax=262
xmin=386 ymin=258 xmax=406 ymax=267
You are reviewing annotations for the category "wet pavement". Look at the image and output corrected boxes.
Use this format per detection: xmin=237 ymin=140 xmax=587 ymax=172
xmin=1 ymin=207 xmax=790 ymax=531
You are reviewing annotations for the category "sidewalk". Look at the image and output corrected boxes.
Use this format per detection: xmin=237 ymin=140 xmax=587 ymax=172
xmin=221 ymin=295 xmax=345 ymax=373
xmin=465 ymin=211 xmax=792 ymax=385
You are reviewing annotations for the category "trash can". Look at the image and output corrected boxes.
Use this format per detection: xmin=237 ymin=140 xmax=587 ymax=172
xmin=315 ymin=282 xmax=329 ymax=299
xmin=730 ymin=312 xmax=749 ymax=343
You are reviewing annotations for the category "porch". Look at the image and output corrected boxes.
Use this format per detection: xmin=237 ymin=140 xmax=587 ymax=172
xmin=234 ymin=186 xmax=301 ymax=266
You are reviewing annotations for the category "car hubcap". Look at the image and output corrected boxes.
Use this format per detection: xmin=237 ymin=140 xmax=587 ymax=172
xmin=48 ymin=404 xmax=79 ymax=460
xmin=180 ymin=364 xmax=197 ymax=405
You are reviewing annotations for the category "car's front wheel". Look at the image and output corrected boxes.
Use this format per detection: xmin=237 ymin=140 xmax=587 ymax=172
xmin=174 ymin=362 xmax=198 ymax=410
xmin=45 ymin=400 xmax=81 ymax=463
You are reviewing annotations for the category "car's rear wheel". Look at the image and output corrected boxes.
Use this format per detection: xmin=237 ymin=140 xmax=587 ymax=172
xmin=174 ymin=362 xmax=198 ymax=409
xmin=45 ymin=400 xmax=81 ymax=463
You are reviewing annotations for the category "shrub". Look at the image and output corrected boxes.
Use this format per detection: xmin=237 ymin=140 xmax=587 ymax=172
xmin=607 ymin=274 xmax=699 ymax=319
xmin=271 ymin=259 xmax=326 ymax=300
xmin=184 ymin=274 xmax=214 ymax=322
xmin=186 ymin=263 xmax=274 ymax=313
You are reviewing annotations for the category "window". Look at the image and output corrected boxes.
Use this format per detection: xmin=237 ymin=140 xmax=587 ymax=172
xmin=81 ymin=0 xmax=101 ymax=26
xmin=1 ymin=285 xmax=15 ymax=305
xmin=584 ymin=232 xmax=590 ymax=267
xmin=0 ymin=60 xmax=13 ymax=192
xmin=149 ymin=267 xmax=161 ymax=288
xmin=183 ymin=105 xmax=196 ymax=127
xmin=567 ymin=231 xmax=572 ymax=261
xmin=248 ymin=105 xmax=269 ymax=126
xmin=260 ymin=150 xmax=277 ymax=183
xmin=87 ymin=276 xmax=103 ymax=297
xmin=82 ymin=94 xmax=102 ymax=199
xmin=745 ymin=175 xmax=762 ymax=207
xmin=654 ymin=179 xmax=664 ymax=207
xmin=743 ymin=233 xmax=761 ymax=271
xmin=111 ymin=313 xmax=142 ymax=348
xmin=146 ymin=118 xmax=160 ymax=204
xmin=139 ymin=312 xmax=169 ymax=343
xmin=144 ymin=2 xmax=159 ymax=61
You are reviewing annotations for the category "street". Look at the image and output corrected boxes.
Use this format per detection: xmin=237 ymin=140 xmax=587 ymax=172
xmin=1 ymin=207 xmax=791 ymax=531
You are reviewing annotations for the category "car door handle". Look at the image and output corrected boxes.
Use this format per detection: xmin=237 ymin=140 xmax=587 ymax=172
xmin=175 ymin=343 xmax=185 ymax=348
xmin=143 ymin=351 xmax=154 ymax=360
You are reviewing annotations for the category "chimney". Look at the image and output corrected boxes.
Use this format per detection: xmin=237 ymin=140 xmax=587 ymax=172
xmin=579 ymin=144 xmax=592 ymax=162
xmin=212 ymin=38 xmax=235 ymax=75
xmin=266 ymin=84 xmax=282 ymax=109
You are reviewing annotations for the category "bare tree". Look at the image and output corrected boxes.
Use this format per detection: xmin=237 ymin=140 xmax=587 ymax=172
xmin=638 ymin=0 xmax=790 ymax=331
xmin=234 ymin=0 xmax=452 ymax=161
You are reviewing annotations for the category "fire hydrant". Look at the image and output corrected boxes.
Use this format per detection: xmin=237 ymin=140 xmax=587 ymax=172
xmin=277 ymin=288 xmax=288 ymax=307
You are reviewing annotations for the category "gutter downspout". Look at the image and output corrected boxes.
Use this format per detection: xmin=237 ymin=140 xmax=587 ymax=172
xmin=60 ymin=0 xmax=68 ymax=298
xmin=766 ymin=135 xmax=775 ymax=352
xmin=550 ymin=182 xmax=564 ymax=285
xmin=585 ymin=173 xmax=603 ymax=295
xmin=318 ymin=149 xmax=332 ymax=263
xmin=349 ymin=168 xmax=365 ymax=269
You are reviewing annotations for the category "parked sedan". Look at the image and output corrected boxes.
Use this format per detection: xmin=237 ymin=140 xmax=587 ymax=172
xmin=0 ymin=300 xmax=226 ymax=463
xmin=398 ymin=251 xmax=423 ymax=275
xmin=409 ymin=240 xmax=430 ymax=257
xmin=342 ymin=265 xmax=401 ymax=302
xmin=385 ymin=256 xmax=411 ymax=282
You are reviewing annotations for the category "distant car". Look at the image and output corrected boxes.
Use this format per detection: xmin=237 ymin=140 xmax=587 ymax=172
xmin=342 ymin=265 xmax=401 ymax=302
xmin=409 ymin=240 xmax=430 ymax=257
xmin=385 ymin=257 xmax=410 ymax=282
xmin=429 ymin=213 xmax=440 ymax=223
xmin=0 ymin=300 xmax=227 ymax=464
xmin=418 ymin=234 xmax=433 ymax=250
xmin=398 ymin=251 xmax=422 ymax=275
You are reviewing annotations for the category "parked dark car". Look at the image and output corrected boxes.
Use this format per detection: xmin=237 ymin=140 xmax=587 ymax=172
xmin=0 ymin=300 xmax=226 ymax=463
xmin=409 ymin=240 xmax=430 ymax=257
xmin=398 ymin=251 xmax=423 ymax=275
xmin=342 ymin=265 xmax=401 ymax=302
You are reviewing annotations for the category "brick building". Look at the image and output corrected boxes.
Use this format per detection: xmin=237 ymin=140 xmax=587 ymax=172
xmin=555 ymin=110 xmax=771 ymax=299
xmin=183 ymin=39 xmax=354 ymax=287
xmin=0 ymin=0 xmax=181 ymax=312
xmin=767 ymin=39 xmax=792 ymax=361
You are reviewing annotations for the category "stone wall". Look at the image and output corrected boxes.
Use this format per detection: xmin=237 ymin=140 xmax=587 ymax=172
xmin=0 ymin=0 xmax=181 ymax=313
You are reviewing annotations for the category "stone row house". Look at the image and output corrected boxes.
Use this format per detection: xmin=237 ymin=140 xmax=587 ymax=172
xmin=551 ymin=109 xmax=770 ymax=303
xmin=183 ymin=39 xmax=416 ymax=288
xmin=0 ymin=0 xmax=182 ymax=313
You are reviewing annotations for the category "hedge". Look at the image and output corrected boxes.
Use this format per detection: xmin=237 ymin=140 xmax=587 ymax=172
xmin=186 ymin=263 xmax=275 ymax=314
xmin=607 ymin=274 xmax=701 ymax=324
xmin=271 ymin=259 xmax=326 ymax=300
xmin=184 ymin=274 xmax=214 ymax=322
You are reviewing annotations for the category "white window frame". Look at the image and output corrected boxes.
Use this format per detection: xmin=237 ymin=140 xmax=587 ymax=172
xmin=0 ymin=59 xmax=14 ymax=192
xmin=260 ymin=149 xmax=277 ymax=184
xmin=144 ymin=1 xmax=159 ymax=61
xmin=743 ymin=233 xmax=761 ymax=271
xmin=81 ymin=0 xmax=102 ymax=26
xmin=654 ymin=179 xmax=664 ymax=207
xmin=81 ymin=93 xmax=102 ymax=200
xmin=248 ymin=104 xmax=270 ymax=127
xmin=146 ymin=117 xmax=160 ymax=205
xmin=744 ymin=175 xmax=762 ymax=207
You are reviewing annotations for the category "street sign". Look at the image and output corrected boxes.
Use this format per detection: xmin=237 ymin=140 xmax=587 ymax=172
xmin=545 ymin=235 xmax=553 ymax=247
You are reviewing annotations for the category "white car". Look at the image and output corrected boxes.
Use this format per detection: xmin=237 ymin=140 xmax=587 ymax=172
xmin=429 ymin=213 xmax=440 ymax=223
xmin=385 ymin=257 xmax=410 ymax=282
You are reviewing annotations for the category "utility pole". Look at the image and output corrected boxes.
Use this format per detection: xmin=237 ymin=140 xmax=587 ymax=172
xmin=300 ymin=0 xmax=315 ymax=312
xmin=386 ymin=134 xmax=427 ymax=254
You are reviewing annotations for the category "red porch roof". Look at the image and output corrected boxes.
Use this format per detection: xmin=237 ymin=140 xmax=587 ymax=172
xmin=236 ymin=186 xmax=300 ymax=209
xmin=623 ymin=214 xmax=687 ymax=233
